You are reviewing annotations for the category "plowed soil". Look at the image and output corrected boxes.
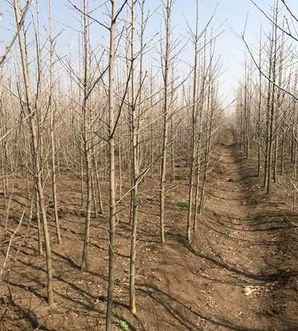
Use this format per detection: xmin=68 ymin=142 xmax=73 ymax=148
xmin=1 ymin=129 xmax=298 ymax=330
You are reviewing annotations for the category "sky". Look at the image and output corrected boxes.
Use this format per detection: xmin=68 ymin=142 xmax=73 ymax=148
xmin=1 ymin=0 xmax=298 ymax=106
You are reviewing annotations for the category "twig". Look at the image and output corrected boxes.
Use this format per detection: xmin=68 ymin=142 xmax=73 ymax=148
xmin=0 ymin=211 xmax=25 ymax=280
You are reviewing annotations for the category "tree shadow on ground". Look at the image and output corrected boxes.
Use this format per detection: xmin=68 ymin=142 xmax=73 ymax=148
xmin=137 ymin=283 xmax=265 ymax=331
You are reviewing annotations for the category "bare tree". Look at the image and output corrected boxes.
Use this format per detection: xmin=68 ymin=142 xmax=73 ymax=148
xmin=159 ymin=0 xmax=173 ymax=244
xmin=48 ymin=0 xmax=61 ymax=244
xmin=106 ymin=0 xmax=117 ymax=329
xmin=128 ymin=0 xmax=139 ymax=315
xmin=13 ymin=0 xmax=54 ymax=305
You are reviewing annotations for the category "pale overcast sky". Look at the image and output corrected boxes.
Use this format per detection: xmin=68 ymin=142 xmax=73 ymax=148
xmin=1 ymin=0 xmax=298 ymax=105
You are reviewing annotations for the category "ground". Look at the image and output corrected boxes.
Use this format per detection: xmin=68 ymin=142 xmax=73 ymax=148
xmin=0 ymin=129 xmax=298 ymax=330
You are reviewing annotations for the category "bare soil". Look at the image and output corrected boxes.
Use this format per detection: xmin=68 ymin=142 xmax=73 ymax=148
xmin=1 ymin=129 xmax=298 ymax=330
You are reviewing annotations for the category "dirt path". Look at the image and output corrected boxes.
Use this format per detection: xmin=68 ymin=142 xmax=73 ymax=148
xmin=140 ymin=130 xmax=298 ymax=331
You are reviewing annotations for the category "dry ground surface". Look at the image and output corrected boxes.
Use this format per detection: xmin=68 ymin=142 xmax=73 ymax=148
xmin=0 ymin=129 xmax=298 ymax=330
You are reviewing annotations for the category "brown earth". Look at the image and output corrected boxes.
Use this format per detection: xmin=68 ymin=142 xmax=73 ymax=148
xmin=0 ymin=129 xmax=298 ymax=330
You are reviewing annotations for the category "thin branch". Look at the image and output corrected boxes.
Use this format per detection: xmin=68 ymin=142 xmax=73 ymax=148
xmin=0 ymin=0 xmax=33 ymax=67
xmin=248 ymin=0 xmax=298 ymax=43
xmin=241 ymin=33 xmax=298 ymax=101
